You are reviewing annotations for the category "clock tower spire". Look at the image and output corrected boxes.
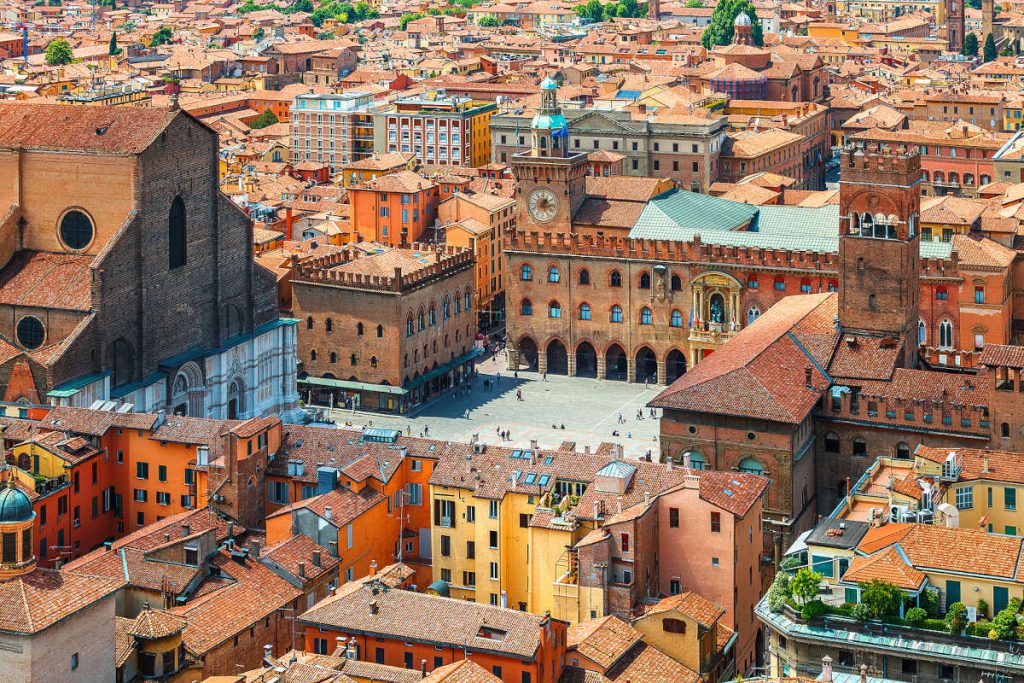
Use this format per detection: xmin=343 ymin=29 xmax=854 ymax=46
xmin=510 ymin=76 xmax=588 ymax=234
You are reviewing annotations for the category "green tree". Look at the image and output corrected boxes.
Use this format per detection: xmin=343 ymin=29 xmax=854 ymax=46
xmin=44 ymin=38 xmax=73 ymax=65
xmin=108 ymin=31 xmax=121 ymax=56
xmin=254 ymin=26 xmax=265 ymax=40
xmin=290 ymin=0 xmax=314 ymax=11
xmin=399 ymin=11 xmax=423 ymax=29
xmin=150 ymin=25 xmax=173 ymax=46
xmin=575 ymin=0 xmax=603 ymax=21
xmin=962 ymin=31 xmax=978 ymax=56
xmin=945 ymin=602 xmax=968 ymax=634
xmin=478 ymin=15 xmax=499 ymax=25
xmin=250 ymin=108 xmax=279 ymax=129
xmin=701 ymin=0 xmax=763 ymax=49
xmin=789 ymin=567 xmax=823 ymax=605
xmin=685 ymin=0 xmax=703 ymax=6
xmin=983 ymin=32 xmax=997 ymax=62
xmin=860 ymin=580 xmax=903 ymax=618
xmin=1001 ymin=44 xmax=1016 ymax=56
xmin=904 ymin=607 xmax=928 ymax=626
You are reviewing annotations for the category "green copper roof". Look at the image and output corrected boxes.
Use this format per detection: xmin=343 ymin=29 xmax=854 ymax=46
xmin=629 ymin=189 xmax=954 ymax=259
xmin=532 ymin=113 xmax=566 ymax=130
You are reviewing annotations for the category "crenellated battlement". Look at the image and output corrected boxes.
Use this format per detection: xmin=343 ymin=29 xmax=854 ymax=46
xmin=291 ymin=242 xmax=473 ymax=293
xmin=840 ymin=141 xmax=922 ymax=184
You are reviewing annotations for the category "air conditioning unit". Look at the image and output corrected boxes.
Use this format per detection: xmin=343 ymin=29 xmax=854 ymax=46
xmin=889 ymin=504 xmax=909 ymax=522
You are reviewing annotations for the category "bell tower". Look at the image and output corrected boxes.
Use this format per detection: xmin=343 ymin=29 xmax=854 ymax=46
xmin=947 ymin=0 xmax=964 ymax=53
xmin=838 ymin=143 xmax=922 ymax=368
xmin=510 ymin=76 xmax=588 ymax=234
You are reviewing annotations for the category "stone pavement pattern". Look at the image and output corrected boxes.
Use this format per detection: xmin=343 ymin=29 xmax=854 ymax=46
xmin=327 ymin=354 xmax=663 ymax=458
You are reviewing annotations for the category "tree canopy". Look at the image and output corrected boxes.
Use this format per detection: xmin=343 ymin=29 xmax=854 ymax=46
xmin=44 ymin=38 xmax=73 ymax=65
xmin=250 ymin=108 xmax=280 ymax=129
xmin=983 ymin=32 xmax=997 ymax=62
xmin=962 ymin=31 xmax=978 ymax=57
xmin=701 ymin=0 xmax=763 ymax=49
xmin=399 ymin=11 xmax=423 ymax=29
xmin=477 ymin=15 xmax=499 ymax=26
xmin=150 ymin=26 xmax=174 ymax=47
xmin=109 ymin=31 xmax=121 ymax=56
xmin=575 ymin=0 xmax=645 ymax=22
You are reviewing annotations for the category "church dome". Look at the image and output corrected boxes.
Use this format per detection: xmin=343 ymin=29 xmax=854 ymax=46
xmin=540 ymin=76 xmax=558 ymax=90
xmin=734 ymin=11 xmax=752 ymax=26
xmin=0 ymin=482 xmax=33 ymax=524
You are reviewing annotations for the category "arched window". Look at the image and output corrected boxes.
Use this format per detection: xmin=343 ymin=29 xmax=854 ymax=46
xmin=371 ymin=356 xmax=378 ymax=368
xmin=350 ymin=353 xmax=358 ymax=365
xmin=933 ymin=170 xmax=945 ymax=184
xmin=579 ymin=303 xmax=592 ymax=320
xmin=443 ymin=294 xmax=451 ymax=320
xmin=417 ymin=309 xmax=425 ymax=331
xmin=611 ymin=305 xmax=623 ymax=323
xmin=306 ymin=316 xmax=313 ymax=330
xmin=918 ymin=319 xmax=926 ymax=345
xmin=521 ymin=299 xmax=533 ymax=315
xmin=896 ymin=442 xmax=910 ymax=459
xmin=639 ymin=272 xmax=651 ymax=290
xmin=939 ymin=319 xmax=953 ymax=349
xmin=981 ymin=174 xmax=991 ymax=185
xmin=853 ymin=438 xmax=867 ymax=457
xmin=610 ymin=270 xmax=622 ymax=287
xmin=824 ymin=432 xmax=840 ymax=454
xmin=964 ymin=173 xmax=975 ymax=186
xmin=548 ymin=266 xmax=560 ymax=283
xmin=683 ymin=451 xmax=706 ymax=470
xmin=169 ymin=196 xmax=187 ymax=268
xmin=935 ymin=285 xmax=948 ymax=301
xmin=746 ymin=274 xmax=759 ymax=289
xmin=406 ymin=316 xmax=414 ymax=337
xmin=429 ymin=304 xmax=437 ymax=326
xmin=549 ymin=301 xmax=561 ymax=318
xmin=454 ymin=291 xmax=461 ymax=314
xmin=310 ymin=350 xmax=317 ymax=362
xmin=329 ymin=352 xmax=337 ymax=363
xmin=355 ymin=321 xmax=361 ymax=336
xmin=671 ymin=274 xmax=681 ymax=291
xmin=578 ymin=269 xmax=590 ymax=285
xmin=670 ymin=310 xmax=683 ymax=328
xmin=800 ymin=277 xmax=812 ymax=294
xmin=827 ymin=279 xmax=838 ymax=292
xmin=1002 ymin=422 xmax=1011 ymax=438
xmin=640 ymin=307 xmax=652 ymax=325
xmin=949 ymin=172 xmax=960 ymax=185
xmin=860 ymin=212 xmax=873 ymax=237
xmin=521 ymin=264 xmax=533 ymax=281
xmin=377 ymin=324 xmax=384 ymax=338
xmin=464 ymin=291 xmax=471 ymax=311
xmin=737 ymin=457 xmax=764 ymax=475
xmin=747 ymin=306 xmax=760 ymax=325
xmin=774 ymin=276 xmax=785 ymax=291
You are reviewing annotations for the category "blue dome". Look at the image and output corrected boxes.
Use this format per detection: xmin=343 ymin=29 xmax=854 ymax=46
xmin=0 ymin=483 xmax=33 ymax=524
xmin=540 ymin=76 xmax=558 ymax=90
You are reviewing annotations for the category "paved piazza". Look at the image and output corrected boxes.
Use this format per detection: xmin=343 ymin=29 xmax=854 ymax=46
xmin=325 ymin=353 xmax=664 ymax=458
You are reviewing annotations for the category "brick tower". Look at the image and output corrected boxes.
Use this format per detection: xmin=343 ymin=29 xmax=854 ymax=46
xmin=837 ymin=143 xmax=922 ymax=368
xmin=509 ymin=77 xmax=588 ymax=234
xmin=947 ymin=0 xmax=964 ymax=53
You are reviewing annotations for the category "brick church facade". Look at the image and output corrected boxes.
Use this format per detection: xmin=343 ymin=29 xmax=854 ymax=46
xmin=0 ymin=103 xmax=299 ymax=421
xmin=504 ymin=86 xmax=1024 ymax=544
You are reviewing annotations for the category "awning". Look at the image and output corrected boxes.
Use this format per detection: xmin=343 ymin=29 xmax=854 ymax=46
xmin=405 ymin=347 xmax=484 ymax=390
xmin=298 ymin=376 xmax=408 ymax=396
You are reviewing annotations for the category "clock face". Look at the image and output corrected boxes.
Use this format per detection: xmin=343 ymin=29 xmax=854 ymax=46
xmin=528 ymin=188 xmax=559 ymax=223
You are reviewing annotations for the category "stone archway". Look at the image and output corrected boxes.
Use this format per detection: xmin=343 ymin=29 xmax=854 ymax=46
xmin=575 ymin=341 xmax=597 ymax=378
xmin=516 ymin=337 xmax=538 ymax=371
xmin=170 ymin=361 xmax=205 ymax=417
xmin=666 ymin=349 xmax=687 ymax=384
xmin=606 ymin=344 xmax=627 ymax=381
xmin=635 ymin=346 xmax=657 ymax=384
xmin=546 ymin=339 xmax=568 ymax=375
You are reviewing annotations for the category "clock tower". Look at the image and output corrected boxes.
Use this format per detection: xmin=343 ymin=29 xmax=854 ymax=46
xmin=510 ymin=76 xmax=588 ymax=234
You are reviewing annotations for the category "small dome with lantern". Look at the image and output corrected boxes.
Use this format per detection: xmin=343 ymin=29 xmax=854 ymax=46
xmin=734 ymin=11 xmax=751 ymax=26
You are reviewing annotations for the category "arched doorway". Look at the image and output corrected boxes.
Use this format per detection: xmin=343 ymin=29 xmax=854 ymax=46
xmin=709 ymin=293 xmax=725 ymax=325
xmin=227 ymin=377 xmax=244 ymax=420
xmin=666 ymin=349 xmax=687 ymax=384
xmin=170 ymin=362 xmax=205 ymax=417
xmin=606 ymin=344 xmax=627 ymax=381
xmin=575 ymin=342 xmax=597 ymax=378
xmin=546 ymin=339 xmax=568 ymax=375
xmin=517 ymin=337 xmax=538 ymax=371
xmin=635 ymin=347 xmax=657 ymax=384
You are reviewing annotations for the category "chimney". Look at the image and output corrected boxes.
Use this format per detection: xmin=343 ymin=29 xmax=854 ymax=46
xmin=593 ymin=500 xmax=601 ymax=518
xmin=821 ymin=655 xmax=833 ymax=683
xmin=298 ymin=561 xmax=306 ymax=578
xmin=682 ymin=452 xmax=691 ymax=469
xmin=370 ymin=560 xmax=377 ymax=576
xmin=983 ymin=457 xmax=991 ymax=473
xmin=324 ymin=506 xmax=332 ymax=520
xmin=227 ymin=521 xmax=235 ymax=540
xmin=164 ymin=533 xmax=171 ymax=542
xmin=264 ymin=644 xmax=273 ymax=661
xmin=181 ymin=523 xmax=191 ymax=537
xmin=644 ymin=491 xmax=650 ymax=507
xmin=249 ymin=540 xmax=260 ymax=558
xmin=370 ymin=599 xmax=379 ymax=614
xmin=421 ymin=659 xmax=428 ymax=677
xmin=616 ymin=496 xmax=623 ymax=514
xmin=666 ymin=458 xmax=674 ymax=472
xmin=313 ymin=550 xmax=322 ymax=567
xmin=530 ymin=439 xmax=539 ymax=450
xmin=805 ymin=366 xmax=813 ymax=388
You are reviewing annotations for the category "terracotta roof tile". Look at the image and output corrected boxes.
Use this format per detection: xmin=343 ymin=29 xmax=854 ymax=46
xmin=0 ymin=102 xmax=177 ymax=154
xmin=0 ymin=567 xmax=124 ymax=635
xmin=567 ymin=616 xmax=642 ymax=669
